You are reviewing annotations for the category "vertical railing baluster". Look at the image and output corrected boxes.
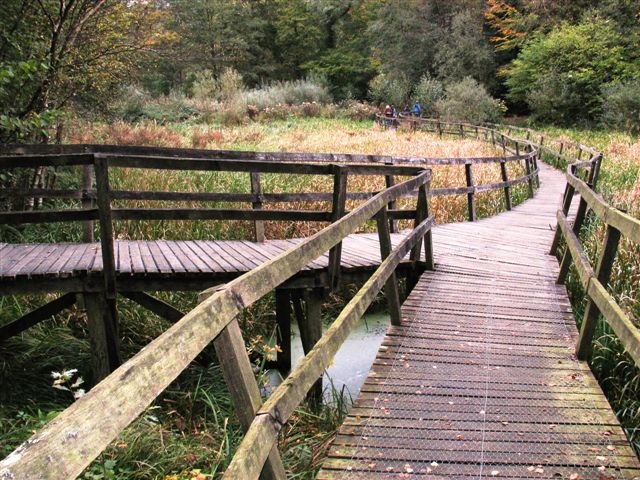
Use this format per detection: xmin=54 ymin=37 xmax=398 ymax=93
xmin=500 ymin=160 xmax=512 ymax=211
xmin=328 ymin=166 xmax=347 ymax=290
xmin=465 ymin=163 xmax=476 ymax=221
xmin=251 ymin=172 xmax=265 ymax=242
xmin=557 ymin=183 xmax=591 ymax=285
xmin=575 ymin=224 xmax=621 ymax=360
xmin=82 ymin=164 xmax=94 ymax=242
xmin=376 ymin=206 xmax=402 ymax=326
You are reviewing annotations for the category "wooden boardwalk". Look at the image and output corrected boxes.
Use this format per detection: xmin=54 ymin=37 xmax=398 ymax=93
xmin=318 ymin=163 xmax=640 ymax=479
xmin=0 ymin=232 xmax=412 ymax=294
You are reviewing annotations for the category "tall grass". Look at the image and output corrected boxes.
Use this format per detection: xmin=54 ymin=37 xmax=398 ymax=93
xmin=543 ymin=126 xmax=640 ymax=454
xmin=5 ymin=119 xmax=636 ymax=476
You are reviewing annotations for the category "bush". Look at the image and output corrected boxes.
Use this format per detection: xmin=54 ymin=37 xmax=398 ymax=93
xmin=600 ymin=80 xmax=640 ymax=134
xmin=435 ymin=77 xmax=505 ymax=123
xmin=412 ymin=74 xmax=444 ymax=117
xmin=368 ymin=73 xmax=411 ymax=109
xmin=114 ymin=87 xmax=198 ymax=124
xmin=526 ymin=73 xmax=584 ymax=126
xmin=191 ymin=68 xmax=244 ymax=102
xmin=242 ymin=79 xmax=331 ymax=110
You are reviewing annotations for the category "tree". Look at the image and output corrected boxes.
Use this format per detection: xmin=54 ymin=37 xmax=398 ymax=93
xmin=306 ymin=0 xmax=378 ymax=98
xmin=0 ymin=0 xmax=165 ymax=141
xmin=504 ymin=17 xmax=639 ymax=123
xmin=169 ymin=0 xmax=275 ymax=87
xmin=433 ymin=7 xmax=496 ymax=90
xmin=272 ymin=0 xmax=325 ymax=79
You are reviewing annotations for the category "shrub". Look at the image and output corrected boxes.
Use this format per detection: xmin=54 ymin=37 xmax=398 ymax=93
xmin=526 ymin=72 xmax=584 ymax=126
xmin=412 ymin=74 xmax=444 ymax=117
xmin=600 ymin=80 xmax=640 ymax=135
xmin=114 ymin=87 xmax=198 ymax=124
xmin=435 ymin=77 xmax=505 ymax=123
xmin=191 ymin=68 xmax=244 ymax=102
xmin=242 ymin=79 xmax=331 ymax=110
xmin=368 ymin=73 xmax=411 ymax=109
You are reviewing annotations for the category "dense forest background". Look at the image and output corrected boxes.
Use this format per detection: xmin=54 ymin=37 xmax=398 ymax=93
xmin=1 ymin=0 xmax=640 ymax=142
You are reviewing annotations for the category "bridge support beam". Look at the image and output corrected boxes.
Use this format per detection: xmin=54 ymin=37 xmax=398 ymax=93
xmin=275 ymin=288 xmax=292 ymax=374
xmin=82 ymin=292 xmax=121 ymax=384
xmin=294 ymin=288 xmax=324 ymax=403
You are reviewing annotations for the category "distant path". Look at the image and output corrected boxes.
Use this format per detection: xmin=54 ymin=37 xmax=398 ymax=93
xmin=318 ymin=163 xmax=640 ymax=479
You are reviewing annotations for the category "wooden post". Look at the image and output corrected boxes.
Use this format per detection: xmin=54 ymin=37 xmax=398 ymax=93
xmin=500 ymin=160 xmax=512 ymax=211
xmin=92 ymin=154 xmax=121 ymax=375
xmin=465 ymin=163 xmax=476 ymax=222
xmin=275 ymin=289 xmax=292 ymax=374
xmin=575 ymin=225 xmax=621 ymax=360
xmin=214 ymin=319 xmax=287 ymax=480
xmin=375 ymin=206 xmax=402 ymax=326
xmin=251 ymin=172 xmax=265 ymax=242
xmin=421 ymin=183 xmax=434 ymax=271
xmin=294 ymin=288 xmax=324 ymax=402
xmin=82 ymin=164 xmax=94 ymax=243
xmin=437 ymin=121 xmax=442 ymax=137
xmin=587 ymin=153 xmax=603 ymax=192
xmin=459 ymin=124 xmax=465 ymax=138
xmin=523 ymin=149 xmax=534 ymax=198
xmin=490 ymin=129 xmax=496 ymax=146
xmin=328 ymin=166 xmax=348 ymax=290
xmin=557 ymin=189 xmax=590 ymax=285
xmin=591 ymin=154 xmax=603 ymax=191
xmin=550 ymin=180 xmax=576 ymax=255
xmin=384 ymin=160 xmax=397 ymax=233
xmin=83 ymin=293 xmax=120 ymax=383
xmin=533 ymin=151 xmax=540 ymax=188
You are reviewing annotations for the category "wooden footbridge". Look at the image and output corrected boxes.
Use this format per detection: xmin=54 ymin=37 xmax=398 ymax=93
xmin=1 ymin=121 xmax=639 ymax=479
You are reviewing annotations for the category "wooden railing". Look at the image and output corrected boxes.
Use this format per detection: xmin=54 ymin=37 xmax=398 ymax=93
xmin=0 ymin=160 xmax=433 ymax=479
xmin=551 ymin=154 xmax=640 ymax=366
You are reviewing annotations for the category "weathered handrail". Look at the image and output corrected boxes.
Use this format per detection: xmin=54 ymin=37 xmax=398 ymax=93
xmin=1 ymin=127 xmax=540 ymax=228
xmin=552 ymin=154 xmax=640 ymax=367
xmin=221 ymin=214 xmax=434 ymax=479
xmin=374 ymin=117 xmax=540 ymax=219
xmin=0 ymin=169 xmax=433 ymax=480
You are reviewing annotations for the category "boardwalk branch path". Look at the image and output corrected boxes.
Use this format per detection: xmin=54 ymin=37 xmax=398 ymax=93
xmin=318 ymin=163 xmax=640 ymax=479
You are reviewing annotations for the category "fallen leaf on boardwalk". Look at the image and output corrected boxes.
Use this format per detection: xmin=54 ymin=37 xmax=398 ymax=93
xmin=535 ymin=467 xmax=544 ymax=473
xmin=527 ymin=466 xmax=536 ymax=472
xmin=597 ymin=466 xmax=606 ymax=472
xmin=569 ymin=474 xmax=579 ymax=480
xmin=588 ymin=448 xmax=600 ymax=452
xmin=606 ymin=445 xmax=615 ymax=451
xmin=430 ymin=462 xmax=439 ymax=467
xmin=491 ymin=470 xmax=500 ymax=476
xmin=596 ymin=456 xmax=606 ymax=461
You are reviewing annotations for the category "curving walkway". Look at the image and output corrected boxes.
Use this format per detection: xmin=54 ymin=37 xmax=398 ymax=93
xmin=318 ymin=163 xmax=640 ymax=479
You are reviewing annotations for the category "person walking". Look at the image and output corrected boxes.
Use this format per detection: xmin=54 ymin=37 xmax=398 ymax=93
xmin=412 ymin=101 xmax=422 ymax=117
